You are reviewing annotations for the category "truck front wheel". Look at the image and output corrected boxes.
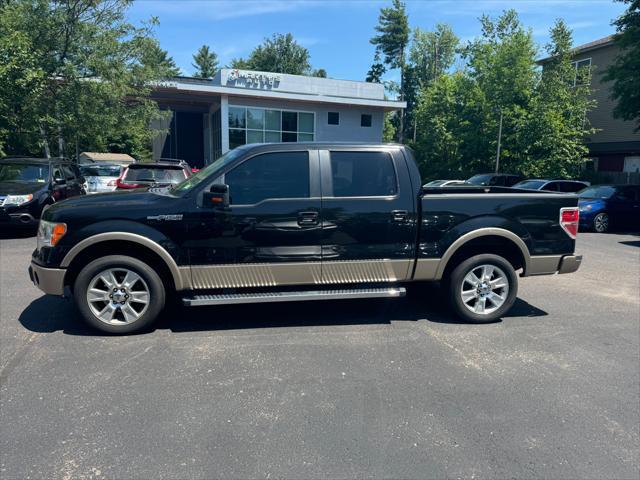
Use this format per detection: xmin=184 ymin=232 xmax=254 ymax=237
xmin=74 ymin=255 xmax=166 ymax=334
xmin=447 ymin=254 xmax=518 ymax=323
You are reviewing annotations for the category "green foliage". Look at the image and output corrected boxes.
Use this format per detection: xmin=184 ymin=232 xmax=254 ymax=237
xmin=412 ymin=12 xmax=596 ymax=180
xmin=383 ymin=112 xmax=397 ymax=142
xmin=192 ymin=45 xmax=218 ymax=78
xmin=142 ymin=43 xmax=181 ymax=77
xmin=234 ymin=33 xmax=312 ymax=75
xmin=519 ymin=20 xmax=596 ymax=178
xmin=410 ymin=24 xmax=459 ymax=87
xmin=311 ymin=68 xmax=327 ymax=78
xmin=0 ymin=0 xmax=169 ymax=159
xmin=603 ymin=0 xmax=640 ymax=131
xmin=370 ymin=0 xmax=409 ymax=140
xmin=366 ymin=51 xmax=386 ymax=83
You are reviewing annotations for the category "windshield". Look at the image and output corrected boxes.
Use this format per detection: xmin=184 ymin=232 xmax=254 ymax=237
xmin=0 ymin=163 xmax=50 ymax=183
xmin=80 ymin=165 xmax=121 ymax=177
xmin=578 ymin=186 xmax=616 ymax=199
xmin=124 ymin=166 xmax=186 ymax=184
xmin=513 ymin=180 xmax=546 ymax=190
xmin=466 ymin=174 xmax=493 ymax=185
xmin=171 ymin=149 xmax=244 ymax=194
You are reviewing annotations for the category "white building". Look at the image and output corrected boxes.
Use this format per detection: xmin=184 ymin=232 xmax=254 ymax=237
xmin=150 ymin=69 xmax=405 ymax=168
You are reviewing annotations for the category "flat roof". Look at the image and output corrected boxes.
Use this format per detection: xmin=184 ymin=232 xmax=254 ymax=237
xmin=152 ymin=69 xmax=406 ymax=110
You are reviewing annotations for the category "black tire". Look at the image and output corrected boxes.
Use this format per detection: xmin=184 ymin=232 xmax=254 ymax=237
xmin=446 ymin=253 xmax=518 ymax=323
xmin=73 ymin=255 xmax=165 ymax=334
xmin=593 ymin=212 xmax=609 ymax=233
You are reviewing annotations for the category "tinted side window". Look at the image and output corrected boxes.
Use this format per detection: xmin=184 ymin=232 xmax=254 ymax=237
xmin=559 ymin=182 xmax=583 ymax=192
xmin=226 ymin=152 xmax=310 ymax=205
xmin=618 ymin=187 xmax=637 ymax=201
xmin=52 ymin=165 xmax=64 ymax=181
xmin=542 ymin=182 xmax=559 ymax=191
xmin=62 ymin=165 xmax=76 ymax=180
xmin=329 ymin=151 xmax=397 ymax=197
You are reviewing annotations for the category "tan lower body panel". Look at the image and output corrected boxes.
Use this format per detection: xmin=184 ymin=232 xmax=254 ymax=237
xmin=189 ymin=259 xmax=412 ymax=289
xmin=527 ymin=255 xmax=562 ymax=276
xmin=413 ymin=258 xmax=440 ymax=280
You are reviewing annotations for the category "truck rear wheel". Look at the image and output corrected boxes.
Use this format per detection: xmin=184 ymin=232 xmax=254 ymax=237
xmin=447 ymin=254 xmax=518 ymax=323
xmin=74 ymin=255 xmax=165 ymax=334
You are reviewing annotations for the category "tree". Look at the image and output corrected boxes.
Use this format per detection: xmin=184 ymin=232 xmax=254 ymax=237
xmin=243 ymin=33 xmax=311 ymax=75
xmin=462 ymin=9 xmax=538 ymax=173
xmin=410 ymin=24 xmax=458 ymax=87
xmin=520 ymin=20 xmax=596 ymax=177
xmin=370 ymin=0 xmax=409 ymax=141
xmin=0 ymin=0 xmax=168 ymax=159
xmin=192 ymin=44 xmax=218 ymax=78
xmin=366 ymin=51 xmax=386 ymax=83
xmin=311 ymin=68 xmax=327 ymax=78
xmin=142 ymin=42 xmax=181 ymax=76
xmin=603 ymin=0 xmax=640 ymax=131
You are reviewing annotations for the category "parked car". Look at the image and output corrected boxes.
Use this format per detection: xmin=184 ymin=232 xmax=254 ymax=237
xmin=116 ymin=160 xmax=191 ymax=190
xmin=466 ymin=173 xmax=524 ymax=187
xmin=578 ymin=184 xmax=640 ymax=233
xmin=423 ymin=179 xmax=466 ymax=187
xmin=29 ymin=143 xmax=582 ymax=334
xmin=0 ymin=157 xmax=84 ymax=227
xmin=512 ymin=179 xmax=590 ymax=193
xmin=80 ymin=163 xmax=124 ymax=194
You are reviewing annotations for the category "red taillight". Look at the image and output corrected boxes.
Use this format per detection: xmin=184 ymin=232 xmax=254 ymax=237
xmin=560 ymin=207 xmax=579 ymax=239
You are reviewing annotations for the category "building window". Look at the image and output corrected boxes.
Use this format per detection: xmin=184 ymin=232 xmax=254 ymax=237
xmin=361 ymin=114 xmax=372 ymax=127
xmin=228 ymin=106 xmax=315 ymax=148
xmin=328 ymin=111 xmax=339 ymax=125
xmin=571 ymin=58 xmax=592 ymax=86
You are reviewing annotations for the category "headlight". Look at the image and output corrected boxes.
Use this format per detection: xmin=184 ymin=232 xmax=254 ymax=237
xmin=3 ymin=194 xmax=33 ymax=206
xmin=37 ymin=220 xmax=67 ymax=249
xmin=579 ymin=204 xmax=593 ymax=212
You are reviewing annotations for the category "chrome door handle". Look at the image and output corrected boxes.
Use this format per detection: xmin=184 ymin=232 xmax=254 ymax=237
xmin=298 ymin=211 xmax=319 ymax=226
xmin=391 ymin=210 xmax=408 ymax=222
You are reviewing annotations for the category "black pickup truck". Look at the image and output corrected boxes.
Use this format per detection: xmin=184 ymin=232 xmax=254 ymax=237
xmin=29 ymin=143 xmax=582 ymax=334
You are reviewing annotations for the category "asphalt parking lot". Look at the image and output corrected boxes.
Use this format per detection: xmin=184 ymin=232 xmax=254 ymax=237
xmin=1 ymin=230 xmax=638 ymax=479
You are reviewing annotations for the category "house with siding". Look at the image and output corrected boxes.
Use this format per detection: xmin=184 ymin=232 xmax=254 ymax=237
xmin=539 ymin=35 xmax=640 ymax=176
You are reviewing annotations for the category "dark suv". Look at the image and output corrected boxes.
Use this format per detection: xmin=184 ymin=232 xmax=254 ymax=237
xmin=0 ymin=157 xmax=85 ymax=227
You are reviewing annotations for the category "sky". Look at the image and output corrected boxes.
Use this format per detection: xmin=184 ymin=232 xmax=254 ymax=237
xmin=128 ymin=0 xmax=627 ymax=82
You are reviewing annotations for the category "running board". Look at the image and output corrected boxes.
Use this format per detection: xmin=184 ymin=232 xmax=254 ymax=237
xmin=182 ymin=287 xmax=406 ymax=307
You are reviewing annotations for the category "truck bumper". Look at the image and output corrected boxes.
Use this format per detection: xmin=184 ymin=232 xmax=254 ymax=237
xmin=29 ymin=261 xmax=66 ymax=296
xmin=558 ymin=255 xmax=582 ymax=274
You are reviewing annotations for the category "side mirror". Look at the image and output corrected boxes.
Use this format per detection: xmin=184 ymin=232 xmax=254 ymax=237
xmin=203 ymin=183 xmax=229 ymax=208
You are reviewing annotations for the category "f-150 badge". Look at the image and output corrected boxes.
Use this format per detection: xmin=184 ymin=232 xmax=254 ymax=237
xmin=147 ymin=214 xmax=183 ymax=221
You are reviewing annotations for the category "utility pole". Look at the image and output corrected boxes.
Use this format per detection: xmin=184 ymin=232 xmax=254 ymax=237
xmin=495 ymin=109 xmax=503 ymax=174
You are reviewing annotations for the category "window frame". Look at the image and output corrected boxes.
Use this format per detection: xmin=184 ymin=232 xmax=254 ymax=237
xmin=322 ymin=149 xmax=400 ymax=199
xmin=222 ymin=150 xmax=314 ymax=206
xmin=227 ymin=105 xmax=316 ymax=148
xmin=571 ymin=57 xmax=592 ymax=87
xmin=327 ymin=111 xmax=340 ymax=126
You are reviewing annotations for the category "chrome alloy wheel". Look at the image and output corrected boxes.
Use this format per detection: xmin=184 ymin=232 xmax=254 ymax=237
xmin=594 ymin=212 xmax=609 ymax=233
xmin=86 ymin=268 xmax=150 ymax=325
xmin=460 ymin=264 xmax=509 ymax=315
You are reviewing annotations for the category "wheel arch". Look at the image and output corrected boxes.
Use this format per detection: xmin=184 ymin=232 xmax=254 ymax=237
xmin=436 ymin=228 xmax=531 ymax=280
xmin=61 ymin=232 xmax=187 ymax=291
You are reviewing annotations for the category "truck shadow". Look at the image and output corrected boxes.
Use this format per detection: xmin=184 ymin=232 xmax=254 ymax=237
xmin=18 ymin=285 xmax=548 ymax=336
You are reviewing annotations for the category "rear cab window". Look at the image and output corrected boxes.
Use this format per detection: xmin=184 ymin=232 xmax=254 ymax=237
xmin=329 ymin=151 xmax=397 ymax=197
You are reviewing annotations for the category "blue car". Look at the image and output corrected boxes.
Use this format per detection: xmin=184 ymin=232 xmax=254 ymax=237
xmin=578 ymin=184 xmax=640 ymax=233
